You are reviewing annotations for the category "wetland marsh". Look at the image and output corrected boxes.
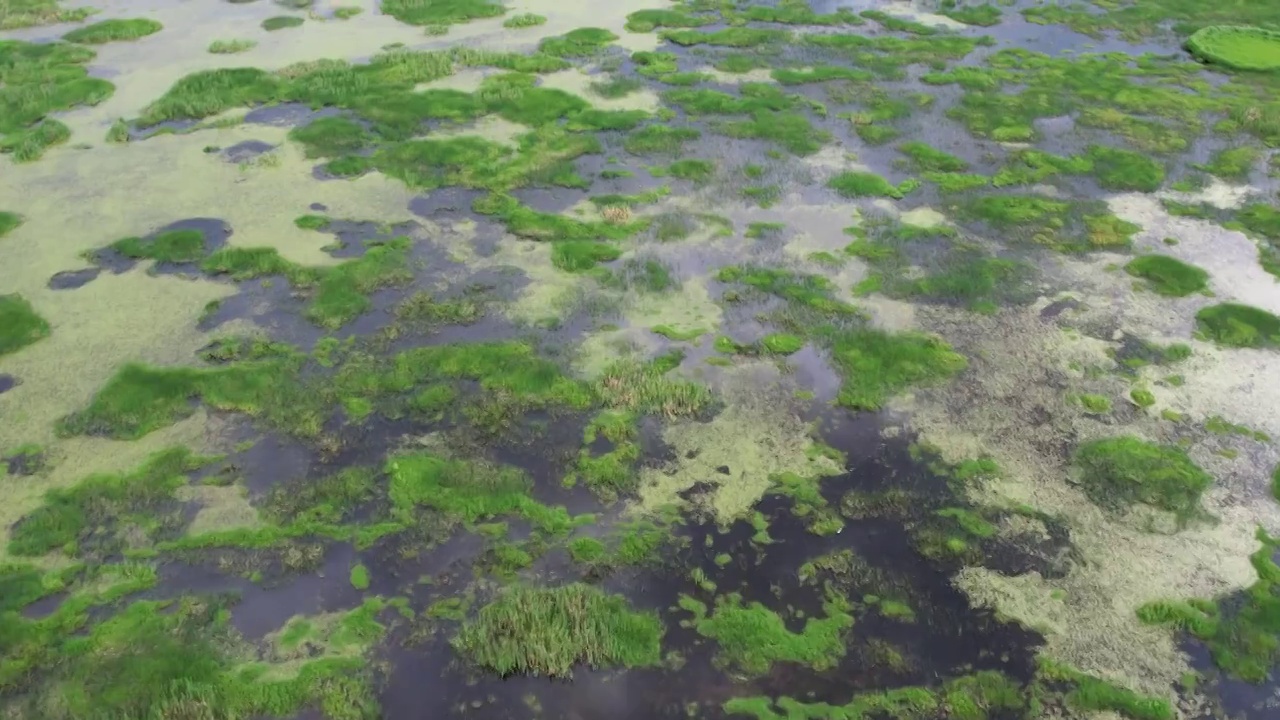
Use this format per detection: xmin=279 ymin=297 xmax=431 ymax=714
xmin=3 ymin=0 xmax=1280 ymax=718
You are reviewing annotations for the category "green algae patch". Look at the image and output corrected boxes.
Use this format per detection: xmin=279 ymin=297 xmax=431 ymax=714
xmin=1124 ymin=255 xmax=1209 ymax=297
xmin=454 ymin=584 xmax=663 ymax=677
xmin=1187 ymin=26 xmax=1280 ymax=72
xmin=0 ymin=40 xmax=113 ymax=162
xmin=681 ymin=592 xmax=853 ymax=676
xmin=0 ymin=294 xmax=51 ymax=357
xmin=262 ymin=15 xmax=304 ymax=30
xmin=1073 ymin=436 xmax=1212 ymax=522
xmin=1136 ymin=529 xmax=1280 ymax=683
xmin=381 ymin=0 xmax=504 ymax=27
xmin=0 ymin=211 xmax=21 ymax=237
xmin=828 ymin=171 xmax=919 ymax=200
xmin=63 ymin=18 xmax=162 ymax=44
xmin=1195 ymin=303 xmax=1280 ymax=349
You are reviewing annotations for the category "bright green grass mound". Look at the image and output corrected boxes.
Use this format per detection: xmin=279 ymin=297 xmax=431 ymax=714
xmin=0 ymin=294 xmax=50 ymax=356
xmin=1195 ymin=303 xmax=1280 ymax=349
xmin=1123 ymin=255 xmax=1209 ymax=297
xmin=1073 ymin=436 xmax=1212 ymax=520
xmin=63 ymin=18 xmax=163 ymax=44
xmin=454 ymin=584 xmax=663 ymax=677
xmin=1187 ymin=25 xmax=1280 ymax=72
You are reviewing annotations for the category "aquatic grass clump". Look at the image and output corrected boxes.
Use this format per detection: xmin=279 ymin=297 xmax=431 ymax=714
xmin=208 ymin=39 xmax=257 ymax=54
xmin=1136 ymin=529 xmax=1280 ymax=683
xmin=661 ymin=27 xmax=789 ymax=48
xmin=62 ymin=18 xmax=162 ymax=44
xmin=262 ymin=15 xmax=304 ymax=30
xmin=539 ymin=28 xmax=617 ymax=57
xmin=380 ymin=0 xmax=504 ymax=26
xmin=826 ymin=328 xmax=967 ymax=410
xmin=942 ymin=4 xmax=1002 ymax=27
xmin=139 ymin=67 xmax=279 ymax=126
xmin=681 ymin=592 xmax=853 ymax=676
xmin=454 ymin=584 xmax=663 ymax=677
xmin=624 ymin=8 xmax=710 ymax=32
xmin=0 ymin=0 xmax=91 ymax=29
xmin=1073 ymin=436 xmax=1212 ymax=521
xmin=9 ymin=447 xmax=208 ymax=556
xmin=551 ymin=241 xmax=621 ymax=272
xmin=594 ymin=352 xmax=713 ymax=418
xmin=897 ymin=141 xmax=967 ymax=172
xmin=0 ymin=211 xmax=21 ymax=237
xmin=502 ymin=13 xmax=545 ymax=28
xmin=828 ymin=171 xmax=919 ymax=200
xmin=1195 ymin=303 xmax=1280 ymax=349
xmin=1200 ymin=145 xmax=1259 ymax=180
xmin=57 ymin=348 xmax=307 ymax=440
xmin=0 ymin=294 xmax=51 ymax=356
xmin=110 ymin=228 xmax=207 ymax=263
xmin=1085 ymin=145 xmax=1165 ymax=192
xmin=1123 ymin=255 xmax=1209 ymax=297
xmin=1187 ymin=26 xmax=1280 ymax=72
xmin=0 ymin=40 xmax=114 ymax=160
xmin=624 ymin=125 xmax=700 ymax=155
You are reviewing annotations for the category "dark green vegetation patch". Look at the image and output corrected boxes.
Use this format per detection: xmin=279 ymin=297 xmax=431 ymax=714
xmin=62 ymin=18 xmax=163 ymax=44
xmin=0 ymin=211 xmax=21 ymax=237
xmin=0 ymin=40 xmax=114 ymax=162
xmin=454 ymin=584 xmax=663 ymax=677
xmin=1187 ymin=25 xmax=1280 ymax=72
xmin=1073 ymin=436 xmax=1212 ymax=521
xmin=1123 ymin=255 xmax=1209 ymax=297
xmin=0 ymin=293 xmax=51 ymax=356
xmin=1195 ymin=303 xmax=1280 ymax=349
